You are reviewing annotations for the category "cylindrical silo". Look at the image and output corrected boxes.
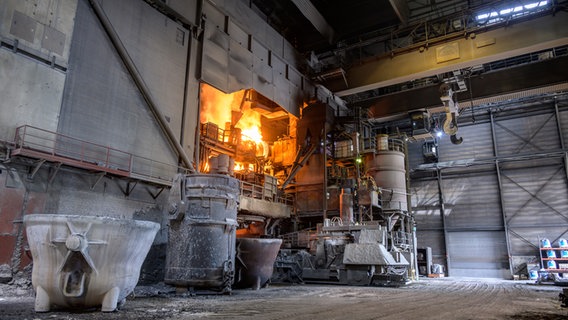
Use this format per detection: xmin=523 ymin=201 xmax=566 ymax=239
xmin=165 ymin=174 xmax=239 ymax=293
xmin=365 ymin=145 xmax=407 ymax=212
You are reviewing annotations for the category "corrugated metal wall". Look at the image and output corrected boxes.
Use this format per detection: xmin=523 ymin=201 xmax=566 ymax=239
xmin=411 ymin=95 xmax=568 ymax=278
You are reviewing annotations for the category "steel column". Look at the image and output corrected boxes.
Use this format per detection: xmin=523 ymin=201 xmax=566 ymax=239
xmin=555 ymin=97 xmax=568 ymax=185
xmin=436 ymin=168 xmax=451 ymax=276
xmin=490 ymin=110 xmax=514 ymax=278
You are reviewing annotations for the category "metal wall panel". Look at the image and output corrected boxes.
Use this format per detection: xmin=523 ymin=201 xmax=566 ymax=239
xmin=442 ymin=174 xmax=503 ymax=229
xmin=101 ymin=0 xmax=189 ymax=141
xmin=199 ymin=0 xmax=304 ymax=117
xmin=411 ymin=96 xmax=568 ymax=278
xmin=288 ymin=66 xmax=302 ymax=89
xmin=558 ymin=104 xmax=568 ymax=144
xmin=271 ymin=54 xmax=289 ymax=109
xmin=0 ymin=50 xmax=64 ymax=141
xmin=438 ymin=122 xmax=494 ymax=162
xmin=0 ymin=0 xmax=77 ymax=66
xmin=202 ymin=26 xmax=230 ymax=91
xmin=283 ymin=41 xmax=299 ymax=66
xmin=228 ymin=38 xmax=252 ymax=92
xmin=231 ymin=0 xmax=267 ymax=49
xmin=501 ymin=163 xmax=568 ymax=227
xmin=303 ymin=78 xmax=315 ymax=102
xmin=202 ymin=1 xmax=226 ymax=30
xmin=411 ymin=180 xmax=444 ymax=230
xmin=228 ymin=19 xmax=248 ymax=48
xmin=166 ymin=0 xmax=198 ymax=26
xmin=416 ymin=230 xmax=446 ymax=266
xmin=447 ymin=231 xmax=509 ymax=278
xmin=59 ymin=0 xmax=177 ymax=174
xmin=273 ymin=74 xmax=290 ymax=112
xmin=407 ymin=141 xmax=428 ymax=169
xmin=494 ymin=113 xmax=561 ymax=156
xmin=252 ymin=39 xmax=273 ymax=99
xmin=509 ymin=226 xmax=568 ymax=256
xmin=265 ymin=26 xmax=284 ymax=58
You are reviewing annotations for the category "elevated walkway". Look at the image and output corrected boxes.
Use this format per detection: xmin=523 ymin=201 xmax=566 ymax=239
xmin=7 ymin=125 xmax=189 ymax=187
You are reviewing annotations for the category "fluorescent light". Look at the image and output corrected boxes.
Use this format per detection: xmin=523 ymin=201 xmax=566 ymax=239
xmin=476 ymin=1 xmax=548 ymax=22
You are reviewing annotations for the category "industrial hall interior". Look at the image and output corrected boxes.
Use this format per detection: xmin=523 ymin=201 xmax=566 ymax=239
xmin=1 ymin=0 xmax=568 ymax=319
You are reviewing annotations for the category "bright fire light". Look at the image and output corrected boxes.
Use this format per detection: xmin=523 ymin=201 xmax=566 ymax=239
xmin=200 ymin=84 xmax=263 ymax=143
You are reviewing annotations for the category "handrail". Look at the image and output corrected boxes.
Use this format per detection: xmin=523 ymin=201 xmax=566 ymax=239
xmin=12 ymin=125 xmax=190 ymax=185
xmin=239 ymin=180 xmax=294 ymax=206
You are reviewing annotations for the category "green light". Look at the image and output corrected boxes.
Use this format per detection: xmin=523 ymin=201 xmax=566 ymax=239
xmin=356 ymin=157 xmax=362 ymax=164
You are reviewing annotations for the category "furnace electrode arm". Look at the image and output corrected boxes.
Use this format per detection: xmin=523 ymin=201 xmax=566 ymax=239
xmin=440 ymin=84 xmax=463 ymax=145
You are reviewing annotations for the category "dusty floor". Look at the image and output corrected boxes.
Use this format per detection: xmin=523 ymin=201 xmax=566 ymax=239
xmin=1 ymin=276 xmax=567 ymax=320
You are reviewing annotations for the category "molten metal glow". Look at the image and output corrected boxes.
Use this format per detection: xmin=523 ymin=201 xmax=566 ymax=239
xmin=200 ymin=84 xmax=263 ymax=144
xmin=234 ymin=162 xmax=254 ymax=172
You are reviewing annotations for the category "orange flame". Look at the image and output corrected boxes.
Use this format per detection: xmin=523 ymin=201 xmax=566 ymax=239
xmin=200 ymin=84 xmax=263 ymax=144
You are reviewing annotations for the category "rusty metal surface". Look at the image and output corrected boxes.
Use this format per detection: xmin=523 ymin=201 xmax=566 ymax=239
xmin=234 ymin=238 xmax=282 ymax=290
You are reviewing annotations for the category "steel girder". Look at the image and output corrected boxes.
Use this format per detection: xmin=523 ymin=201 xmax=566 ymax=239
xmin=324 ymin=12 xmax=568 ymax=97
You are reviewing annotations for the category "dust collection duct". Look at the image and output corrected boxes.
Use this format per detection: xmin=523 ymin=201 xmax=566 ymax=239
xmin=24 ymin=214 xmax=159 ymax=312
xmin=165 ymin=174 xmax=239 ymax=293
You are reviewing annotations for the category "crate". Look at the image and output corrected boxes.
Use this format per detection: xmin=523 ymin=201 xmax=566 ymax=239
xmin=428 ymin=273 xmax=445 ymax=278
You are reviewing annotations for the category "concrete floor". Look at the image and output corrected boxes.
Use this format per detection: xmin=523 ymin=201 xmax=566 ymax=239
xmin=1 ymin=277 xmax=567 ymax=319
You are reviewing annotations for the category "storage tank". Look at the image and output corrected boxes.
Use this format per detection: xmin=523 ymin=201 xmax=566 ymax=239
xmin=165 ymin=174 xmax=239 ymax=293
xmin=365 ymin=138 xmax=407 ymax=211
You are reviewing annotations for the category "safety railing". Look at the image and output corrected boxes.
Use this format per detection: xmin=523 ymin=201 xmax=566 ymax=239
xmin=239 ymin=180 xmax=294 ymax=206
xmin=12 ymin=125 xmax=188 ymax=185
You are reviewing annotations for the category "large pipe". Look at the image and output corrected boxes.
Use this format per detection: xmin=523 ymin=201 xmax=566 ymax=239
xmin=89 ymin=0 xmax=195 ymax=172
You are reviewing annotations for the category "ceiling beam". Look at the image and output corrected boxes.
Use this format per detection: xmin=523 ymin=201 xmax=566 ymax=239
xmin=389 ymin=0 xmax=409 ymax=25
xmin=290 ymin=0 xmax=335 ymax=44
xmin=364 ymin=55 xmax=568 ymax=119
xmin=323 ymin=12 xmax=568 ymax=97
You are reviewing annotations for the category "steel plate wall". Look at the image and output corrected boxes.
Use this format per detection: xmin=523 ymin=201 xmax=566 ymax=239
xmin=494 ymin=113 xmax=561 ymax=157
xmin=557 ymin=100 xmax=568 ymax=143
xmin=501 ymin=162 xmax=568 ymax=254
xmin=0 ymin=50 xmax=64 ymax=141
xmin=411 ymin=96 xmax=568 ymax=278
xmin=100 ymin=0 xmax=189 ymax=139
xmin=441 ymin=174 xmax=503 ymax=229
xmin=59 ymin=0 xmax=177 ymax=176
xmin=412 ymin=179 xmax=443 ymax=230
xmin=200 ymin=0 xmax=309 ymax=117
xmin=438 ymin=122 xmax=494 ymax=162
xmin=252 ymin=39 xmax=273 ymax=99
xmin=0 ymin=0 xmax=77 ymax=66
xmin=228 ymin=38 xmax=253 ymax=92
xmin=201 ymin=2 xmax=229 ymax=92
xmin=411 ymin=179 xmax=446 ymax=266
xmin=166 ymin=0 xmax=198 ymax=26
xmin=0 ymin=0 xmax=77 ymax=141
